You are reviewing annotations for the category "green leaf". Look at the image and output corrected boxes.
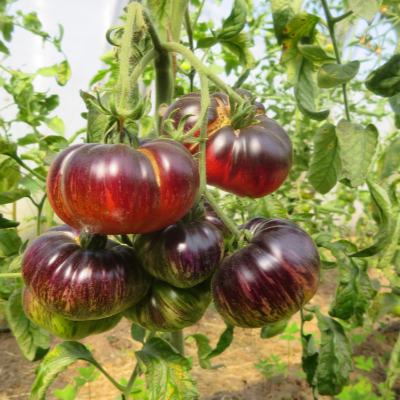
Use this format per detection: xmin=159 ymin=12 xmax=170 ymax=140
xmin=8 ymin=253 xmax=23 ymax=272
xmin=196 ymin=36 xmax=219 ymax=49
xmin=1 ymin=18 xmax=14 ymax=42
xmin=315 ymin=308 xmax=353 ymax=396
xmin=386 ymin=326 xmax=400 ymax=388
xmin=221 ymin=32 xmax=255 ymax=70
xmin=0 ymin=140 xmax=17 ymax=156
xmin=89 ymin=69 xmax=111 ymax=86
xmin=0 ymin=229 xmax=22 ymax=257
xmin=218 ymin=0 xmax=247 ymax=40
xmin=78 ymin=364 xmax=96 ymax=379
xmin=0 ymin=213 xmax=19 ymax=229
xmin=0 ymin=156 xmax=20 ymax=192
xmin=329 ymin=259 xmax=374 ymax=325
xmin=204 ymin=321 xmax=234 ymax=359
xmin=40 ymin=135 xmax=68 ymax=152
xmin=336 ymin=120 xmax=379 ymax=187
xmin=270 ymin=0 xmax=304 ymax=44
xmin=5 ymin=289 xmax=50 ymax=362
xmin=365 ymin=54 xmax=400 ymax=97
xmin=189 ymin=334 xmax=213 ymax=369
xmin=53 ymin=384 xmax=78 ymax=400
xmin=317 ymin=61 xmax=360 ymax=89
xmin=261 ymin=318 xmax=289 ymax=339
xmin=143 ymin=0 xmax=170 ymax=41
xmin=31 ymin=341 xmax=100 ymax=400
xmin=389 ymin=93 xmax=400 ymax=115
xmin=44 ymin=117 xmax=65 ymax=135
xmin=131 ymin=323 xmax=146 ymax=344
xmin=367 ymin=177 xmax=392 ymax=230
xmin=135 ymin=337 xmax=199 ymax=400
xmin=17 ymin=133 xmax=41 ymax=146
xmin=0 ymin=39 xmax=9 ymax=54
xmin=348 ymin=0 xmax=382 ymax=24
xmin=56 ymin=60 xmax=71 ymax=86
xmin=298 ymin=44 xmax=336 ymax=65
xmin=369 ymin=293 xmax=400 ymax=322
xmin=295 ymin=59 xmax=330 ymax=120
xmin=0 ymin=188 xmax=30 ymax=204
xmin=301 ymin=332 xmax=318 ymax=389
xmin=307 ymin=123 xmax=341 ymax=194
xmin=37 ymin=64 xmax=59 ymax=77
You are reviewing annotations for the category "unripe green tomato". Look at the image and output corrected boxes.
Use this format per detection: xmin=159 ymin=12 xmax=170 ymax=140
xmin=345 ymin=193 xmax=356 ymax=202
xmin=325 ymin=43 xmax=334 ymax=52
xmin=302 ymin=204 xmax=312 ymax=212
xmin=181 ymin=61 xmax=191 ymax=71
xmin=348 ymin=205 xmax=356 ymax=214
xmin=390 ymin=304 xmax=400 ymax=317
xmin=22 ymin=287 xmax=122 ymax=340
xmin=301 ymin=189 xmax=316 ymax=199
xmin=345 ymin=215 xmax=352 ymax=222
xmin=303 ymin=313 xmax=314 ymax=321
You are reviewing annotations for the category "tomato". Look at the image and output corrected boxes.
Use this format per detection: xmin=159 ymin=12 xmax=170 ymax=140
xmin=212 ymin=217 xmax=321 ymax=328
xmin=390 ymin=305 xmax=400 ymax=317
xmin=22 ymin=286 xmax=122 ymax=340
xmin=301 ymin=189 xmax=316 ymax=199
xmin=22 ymin=225 xmax=151 ymax=321
xmin=162 ymin=91 xmax=292 ymax=198
xmin=302 ymin=204 xmax=312 ymax=212
xmin=135 ymin=218 xmax=224 ymax=288
xmin=181 ymin=61 xmax=191 ymax=71
xmin=123 ymin=279 xmax=211 ymax=332
xmin=47 ymin=139 xmax=200 ymax=235
xmin=348 ymin=205 xmax=356 ymax=214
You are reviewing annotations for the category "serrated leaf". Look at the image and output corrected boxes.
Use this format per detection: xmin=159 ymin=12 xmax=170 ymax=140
xmin=37 ymin=64 xmax=59 ymax=77
xmin=0 ymin=188 xmax=30 ymax=204
xmin=271 ymin=0 xmax=304 ymax=44
xmin=336 ymin=120 xmax=378 ymax=187
xmin=40 ymin=135 xmax=68 ymax=152
xmin=6 ymin=289 xmax=50 ymax=362
xmin=301 ymin=332 xmax=318 ymax=388
xmin=0 ymin=228 xmax=22 ymax=257
xmin=307 ymin=123 xmax=341 ymax=194
xmin=369 ymin=292 xmax=400 ymax=322
xmin=298 ymin=44 xmax=336 ymax=65
xmin=218 ymin=0 xmax=247 ymax=40
xmin=31 ymin=341 xmax=100 ymax=400
xmin=197 ymin=36 xmax=219 ymax=49
xmin=365 ymin=54 xmax=400 ymax=97
xmin=318 ymin=61 xmax=360 ymax=89
xmin=204 ymin=321 xmax=234 ymax=359
xmin=261 ymin=319 xmax=289 ymax=339
xmin=315 ymin=309 xmax=353 ymax=396
xmin=44 ymin=117 xmax=65 ymax=135
xmin=349 ymin=0 xmax=382 ymax=24
xmin=56 ymin=60 xmax=71 ymax=86
xmin=131 ymin=323 xmax=146 ymax=344
xmin=189 ymin=334 xmax=213 ymax=369
xmin=0 ymin=213 xmax=19 ymax=229
xmin=221 ymin=32 xmax=255 ymax=70
xmin=135 ymin=337 xmax=199 ymax=400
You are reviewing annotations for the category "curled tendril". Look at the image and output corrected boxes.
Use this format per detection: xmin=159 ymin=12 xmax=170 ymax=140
xmin=106 ymin=26 xmax=124 ymax=47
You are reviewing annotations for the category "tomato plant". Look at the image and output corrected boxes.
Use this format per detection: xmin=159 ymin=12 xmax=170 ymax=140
xmin=1 ymin=0 xmax=400 ymax=399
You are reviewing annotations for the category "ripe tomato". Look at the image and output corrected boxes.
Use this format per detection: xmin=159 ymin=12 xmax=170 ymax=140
xmin=162 ymin=91 xmax=292 ymax=198
xmin=47 ymin=139 xmax=199 ymax=235
xmin=212 ymin=218 xmax=321 ymax=328
xmin=123 ymin=279 xmax=211 ymax=332
xmin=22 ymin=286 xmax=122 ymax=340
xmin=22 ymin=225 xmax=151 ymax=321
xmin=135 ymin=218 xmax=224 ymax=288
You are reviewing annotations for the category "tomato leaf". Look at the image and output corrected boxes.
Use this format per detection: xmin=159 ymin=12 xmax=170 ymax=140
xmin=348 ymin=0 xmax=382 ymax=24
xmin=389 ymin=93 xmax=400 ymax=115
xmin=261 ymin=318 xmax=289 ymax=338
xmin=0 ymin=228 xmax=22 ymax=257
xmin=0 ymin=188 xmax=30 ymax=204
xmin=56 ymin=60 xmax=71 ymax=86
xmin=298 ymin=44 xmax=336 ymax=65
xmin=0 ymin=39 xmax=9 ymax=54
xmin=307 ymin=123 xmax=341 ymax=194
xmin=317 ymin=61 xmax=360 ymax=89
xmin=0 ymin=139 xmax=17 ymax=156
xmin=0 ymin=213 xmax=19 ymax=229
xmin=37 ymin=64 xmax=59 ymax=77
xmin=365 ymin=54 xmax=400 ymax=97
xmin=31 ymin=341 xmax=103 ymax=400
xmin=387 ymin=326 xmax=400 ymax=388
xmin=218 ymin=0 xmax=247 ymax=40
xmin=131 ymin=323 xmax=146 ymax=344
xmin=369 ymin=292 xmax=400 ymax=323
xmin=271 ymin=0 xmax=304 ymax=44
xmin=221 ymin=32 xmax=255 ymax=70
xmin=44 ymin=116 xmax=65 ymax=135
xmin=315 ymin=308 xmax=353 ymax=396
xmin=189 ymin=334 xmax=213 ymax=369
xmin=336 ymin=120 xmax=379 ymax=188
xmin=301 ymin=332 xmax=318 ymax=389
xmin=5 ymin=289 xmax=50 ymax=362
xmin=204 ymin=321 xmax=234 ymax=359
xmin=135 ymin=337 xmax=199 ymax=400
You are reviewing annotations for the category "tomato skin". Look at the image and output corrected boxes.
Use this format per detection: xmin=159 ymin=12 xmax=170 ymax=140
xmin=212 ymin=218 xmax=321 ymax=328
xmin=123 ymin=279 xmax=211 ymax=332
xmin=162 ymin=92 xmax=292 ymax=198
xmin=22 ymin=286 xmax=122 ymax=340
xmin=135 ymin=221 xmax=224 ymax=288
xmin=22 ymin=225 xmax=151 ymax=321
xmin=47 ymin=139 xmax=199 ymax=235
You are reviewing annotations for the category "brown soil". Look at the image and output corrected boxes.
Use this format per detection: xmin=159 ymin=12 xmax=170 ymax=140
xmin=0 ymin=268 xmax=394 ymax=400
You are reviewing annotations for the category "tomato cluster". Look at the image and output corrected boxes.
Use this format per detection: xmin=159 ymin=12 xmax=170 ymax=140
xmin=21 ymin=92 xmax=321 ymax=341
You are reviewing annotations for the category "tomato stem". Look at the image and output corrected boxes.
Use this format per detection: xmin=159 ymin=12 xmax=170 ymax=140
xmin=9 ymin=154 xmax=47 ymax=182
xmin=169 ymin=0 xmax=189 ymax=43
xmin=204 ymin=188 xmax=242 ymax=239
xmin=171 ymin=329 xmax=185 ymax=355
xmin=0 ymin=273 xmax=22 ymax=278
xmin=36 ymin=193 xmax=47 ymax=237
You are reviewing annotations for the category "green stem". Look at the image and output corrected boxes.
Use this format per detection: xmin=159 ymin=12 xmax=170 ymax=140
xmin=198 ymin=76 xmax=210 ymax=197
xmin=170 ymin=0 xmax=189 ymax=43
xmin=142 ymin=10 xmax=164 ymax=53
xmin=204 ymin=188 xmax=242 ymax=239
xmin=193 ymin=0 xmax=206 ymax=32
xmin=124 ymin=363 xmax=140 ymax=396
xmin=36 ymin=192 xmax=47 ymax=237
xmin=320 ymin=0 xmax=351 ymax=121
xmin=94 ymin=364 xmax=126 ymax=393
xmin=0 ymin=273 xmax=22 ymax=278
xmin=162 ymin=42 xmax=244 ymax=105
xmin=129 ymin=49 xmax=159 ymax=88
xmin=331 ymin=10 xmax=353 ymax=24
xmin=184 ymin=7 xmax=196 ymax=92
xmin=171 ymin=329 xmax=185 ymax=355
xmin=10 ymin=154 xmax=47 ymax=182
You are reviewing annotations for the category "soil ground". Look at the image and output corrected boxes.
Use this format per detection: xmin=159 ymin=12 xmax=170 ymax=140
xmin=0 ymin=268 xmax=398 ymax=400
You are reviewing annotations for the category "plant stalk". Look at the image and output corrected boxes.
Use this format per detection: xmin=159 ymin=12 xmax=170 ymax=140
xmin=171 ymin=329 xmax=185 ymax=355
xmin=0 ymin=273 xmax=22 ymax=278
xmin=10 ymin=154 xmax=47 ymax=182
xmin=169 ymin=0 xmax=189 ymax=43
xmin=36 ymin=193 xmax=47 ymax=237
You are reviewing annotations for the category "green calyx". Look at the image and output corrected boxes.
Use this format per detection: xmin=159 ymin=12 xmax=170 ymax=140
xmin=79 ymin=232 xmax=108 ymax=251
xmin=180 ymin=199 xmax=206 ymax=223
xmin=229 ymin=100 xmax=259 ymax=130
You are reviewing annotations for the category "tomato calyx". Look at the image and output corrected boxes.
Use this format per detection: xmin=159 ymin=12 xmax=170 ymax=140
xmin=78 ymin=232 xmax=108 ymax=250
xmin=229 ymin=100 xmax=260 ymax=130
xmin=180 ymin=199 xmax=206 ymax=223
xmin=227 ymin=228 xmax=253 ymax=253
xmin=162 ymin=108 xmax=196 ymax=142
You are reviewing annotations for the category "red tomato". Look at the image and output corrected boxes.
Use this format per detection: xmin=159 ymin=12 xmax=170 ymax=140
xmin=162 ymin=92 xmax=292 ymax=198
xmin=47 ymin=139 xmax=199 ymax=235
